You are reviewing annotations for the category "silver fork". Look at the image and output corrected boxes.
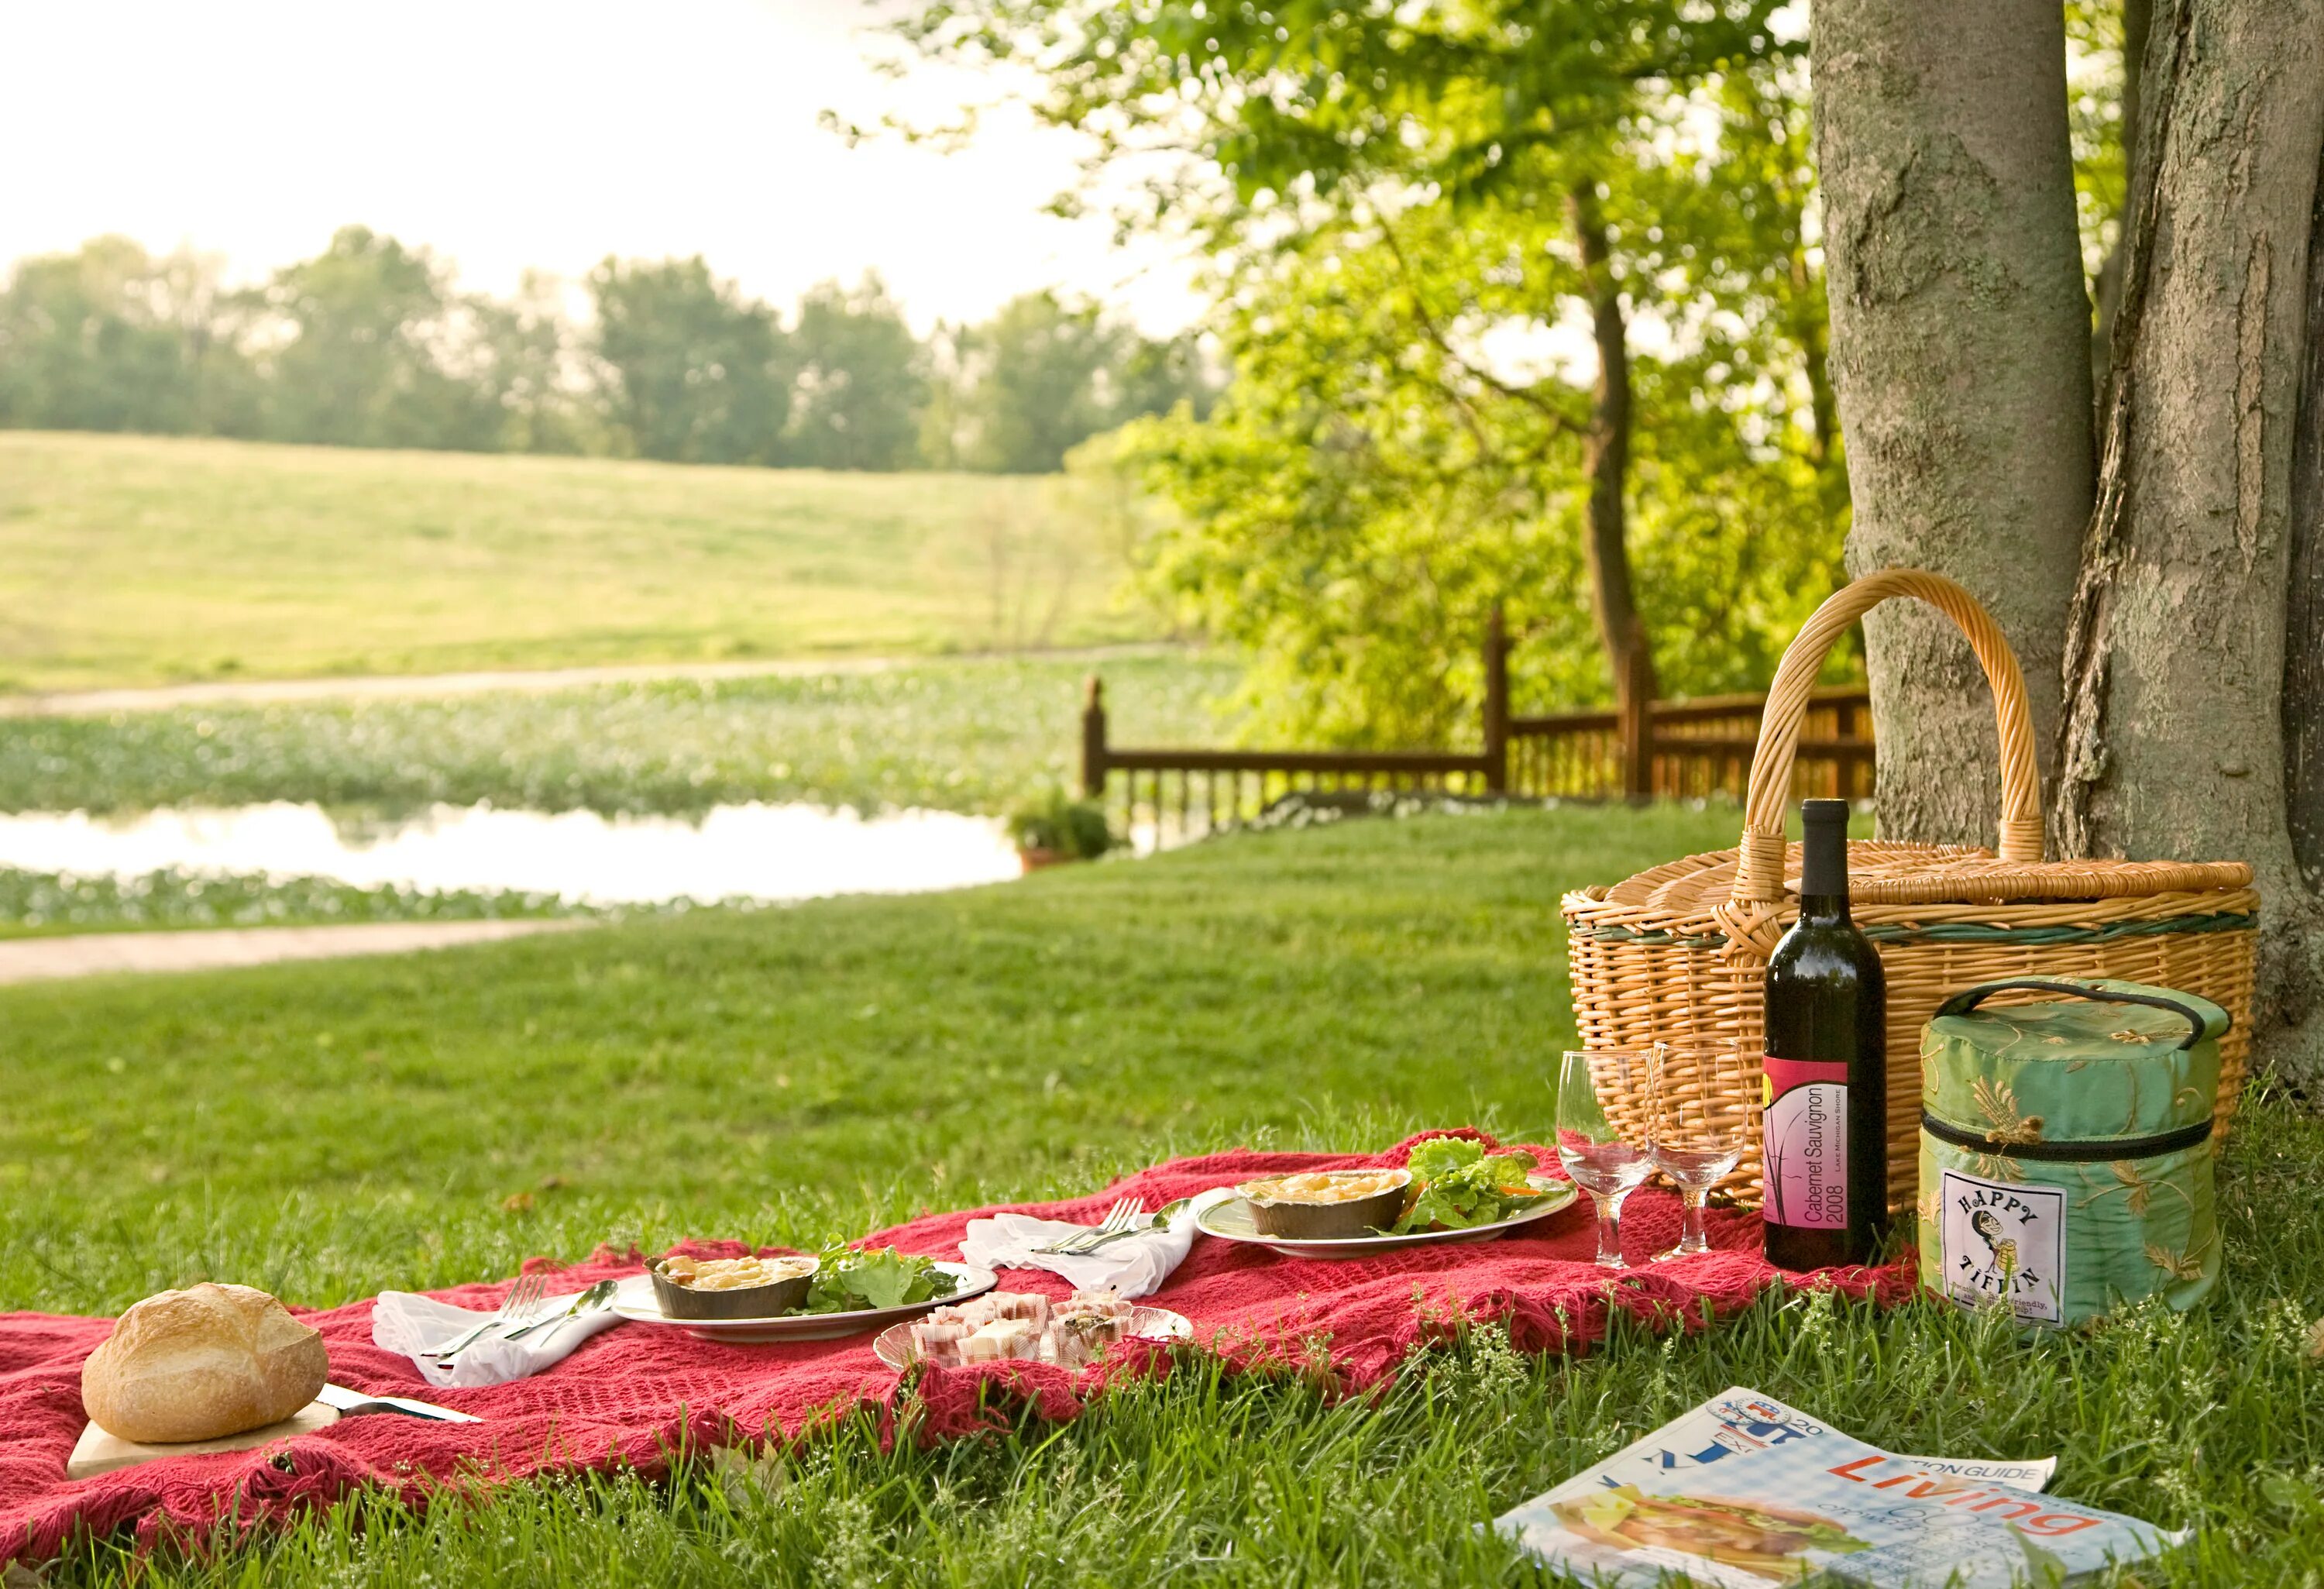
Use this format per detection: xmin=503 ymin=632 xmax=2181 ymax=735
xmin=425 ymin=1273 xmax=548 ymax=1361
xmin=1033 ymin=1197 xmax=1144 ymax=1256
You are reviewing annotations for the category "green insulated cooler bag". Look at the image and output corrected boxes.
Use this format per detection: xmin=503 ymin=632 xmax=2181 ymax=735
xmin=1917 ymin=977 xmax=2226 ymax=1327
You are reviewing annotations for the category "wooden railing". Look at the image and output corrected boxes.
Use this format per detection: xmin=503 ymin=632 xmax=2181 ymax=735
xmin=1081 ymin=613 xmax=1875 ymax=843
xmin=1508 ymin=687 xmax=1875 ymax=803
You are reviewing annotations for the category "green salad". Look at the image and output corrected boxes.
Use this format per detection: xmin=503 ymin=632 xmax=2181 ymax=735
xmin=801 ymin=1245 xmax=959 ymax=1314
xmin=1391 ymin=1137 xmax=1546 ymax=1233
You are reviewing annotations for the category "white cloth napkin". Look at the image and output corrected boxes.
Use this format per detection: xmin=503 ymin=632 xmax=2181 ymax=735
xmin=958 ymin=1188 xmax=1233 ymax=1298
xmin=371 ymin=1286 xmax=624 ymax=1388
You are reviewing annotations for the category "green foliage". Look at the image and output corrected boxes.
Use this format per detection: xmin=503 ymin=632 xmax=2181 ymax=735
xmin=0 ymin=240 xmax=1204 ymax=475
xmin=259 ymin=227 xmax=500 ymax=451
xmin=898 ymin=1 xmax=1848 ymax=734
xmin=589 ymin=255 xmax=792 ymax=465
xmin=0 ymin=653 xmax=1237 ymax=819
xmin=0 ymin=236 xmax=256 ymax=437
xmin=1004 ymin=787 xmax=1116 ymax=857
xmin=787 ymin=275 xmax=927 ymax=470
xmin=0 ymin=866 xmax=589 ymax=939
xmin=933 ymin=291 xmax=1216 ymax=474
xmin=7 ymin=808 xmax=2322 ymax=1584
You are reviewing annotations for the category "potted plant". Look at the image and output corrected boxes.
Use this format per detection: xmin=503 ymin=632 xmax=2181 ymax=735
xmin=1006 ymin=789 xmax=1116 ymax=872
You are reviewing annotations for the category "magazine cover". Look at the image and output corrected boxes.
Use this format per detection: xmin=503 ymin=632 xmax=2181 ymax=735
xmin=1543 ymin=1388 xmax=2055 ymax=1500
xmin=1497 ymin=1391 xmax=2173 ymax=1587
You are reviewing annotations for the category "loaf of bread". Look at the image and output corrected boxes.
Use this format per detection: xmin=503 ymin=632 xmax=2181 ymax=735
xmin=81 ymin=1283 xmax=328 ymax=1443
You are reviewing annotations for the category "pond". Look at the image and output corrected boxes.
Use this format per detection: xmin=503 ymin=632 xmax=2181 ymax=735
xmin=0 ymin=802 xmax=1023 ymax=906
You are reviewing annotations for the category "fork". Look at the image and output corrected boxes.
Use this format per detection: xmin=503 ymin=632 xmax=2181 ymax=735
xmin=425 ymin=1272 xmax=548 ymax=1361
xmin=1033 ymin=1197 xmax=1145 ymax=1256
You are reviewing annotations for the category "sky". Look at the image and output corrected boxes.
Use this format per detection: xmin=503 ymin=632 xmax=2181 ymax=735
xmin=0 ymin=0 xmax=1208 ymax=335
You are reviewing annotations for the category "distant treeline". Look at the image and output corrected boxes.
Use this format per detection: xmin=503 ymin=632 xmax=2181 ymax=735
xmin=0 ymin=229 xmax=1217 ymax=473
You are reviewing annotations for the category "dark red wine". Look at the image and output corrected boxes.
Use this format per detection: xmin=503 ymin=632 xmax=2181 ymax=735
xmin=1762 ymin=799 xmax=1889 ymax=1270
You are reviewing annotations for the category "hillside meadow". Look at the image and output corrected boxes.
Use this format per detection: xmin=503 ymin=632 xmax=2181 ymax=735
xmin=0 ymin=432 xmax=1164 ymax=693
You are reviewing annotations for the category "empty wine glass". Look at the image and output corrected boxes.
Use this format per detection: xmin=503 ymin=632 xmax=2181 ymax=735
xmin=1645 ymin=1043 xmax=1750 ymax=1261
xmin=1556 ymin=1049 xmax=1655 ymax=1270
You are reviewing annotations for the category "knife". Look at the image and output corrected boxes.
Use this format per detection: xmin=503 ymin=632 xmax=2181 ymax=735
xmin=318 ymin=1382 xmax=480 ymax=1422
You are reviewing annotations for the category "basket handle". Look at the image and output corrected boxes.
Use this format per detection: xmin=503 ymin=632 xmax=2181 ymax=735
xmin=1730 ymin=569 xmax=2044 ymax=907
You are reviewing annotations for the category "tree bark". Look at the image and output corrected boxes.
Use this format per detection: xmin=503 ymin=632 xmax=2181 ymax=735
xmin=2057 ymin=0 xmax=2324 ymax=1087
xmin=1567 ymin=182 xmax=1659 ymax=713
xmin=2291 ymin=136 xmax=2324 ymax=899
xmin=1813 ymin=0 xmax=2095 ymax=848
xmin=2090 ymin=0 xmax=2154 ymax=401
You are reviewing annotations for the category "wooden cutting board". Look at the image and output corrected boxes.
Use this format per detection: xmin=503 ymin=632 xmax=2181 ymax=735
xmin=67 ymin=1401 xmax=340 ymax=1479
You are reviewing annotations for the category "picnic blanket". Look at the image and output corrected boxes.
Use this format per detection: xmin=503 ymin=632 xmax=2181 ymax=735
xmin=0 ymin=1130 xmax=1915 ymax=1564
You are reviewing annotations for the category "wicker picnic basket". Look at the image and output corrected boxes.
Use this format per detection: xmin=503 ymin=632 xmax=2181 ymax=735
xmin=1561 ymin=568 xmax=2260 ymax=1208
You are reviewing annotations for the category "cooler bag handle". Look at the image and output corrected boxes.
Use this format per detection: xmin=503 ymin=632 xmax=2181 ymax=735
xmin=1935 ymin=977 xmax=2231 ymax=1051
xmin=1731 ymin=569 xmax=2045 ymax=909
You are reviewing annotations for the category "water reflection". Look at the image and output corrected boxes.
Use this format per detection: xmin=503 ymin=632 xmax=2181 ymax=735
xmin=0 ymin=802 xmax=1021 ymax=906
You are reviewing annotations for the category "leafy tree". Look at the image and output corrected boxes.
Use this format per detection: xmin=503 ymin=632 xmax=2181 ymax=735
xmin=938 ymin=291 xmax=1217 ymax=473
xmin=256 ymin=226 xmax=499 ymax=450
xmin=465 ymin=271 xmax=600 ymax=457
xmin=889 ymin=0 xmax=1828 ymax=732
xmin=1112 ymin=163 xmax=1839 ymax=745
xmin=0 ymin=237 xmax=253 ymax=436
xmin=588 ymin=256 xmax=791 ymax=466
xmin=786 ymin=274 xmax=925 ymax=470
xmin=953 ymin=291 xmax=1122 ymax=473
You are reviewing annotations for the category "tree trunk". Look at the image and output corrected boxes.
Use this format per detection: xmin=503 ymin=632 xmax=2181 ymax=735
xmin=2089 ymin=0 xmax=2154 ymax=401
xmin=2291 ymin=137 xmax=2324 ymax=901
xmin=1813 ymin=0 xmax=2095 ymax=848
xmin=1567 ymin=182 xmax=1659 ymax=713
xmin=2057 ymin=0 xmax=2324 ymax=1088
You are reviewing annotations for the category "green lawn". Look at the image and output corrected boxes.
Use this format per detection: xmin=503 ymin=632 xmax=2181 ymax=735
xmin=7 ymin=808 xmax=2319 ymax=1585
xmin=0 ymin=652 xmax=1237 ymax=820
xmin=0 ymin=432 xmax=1165 ymax=693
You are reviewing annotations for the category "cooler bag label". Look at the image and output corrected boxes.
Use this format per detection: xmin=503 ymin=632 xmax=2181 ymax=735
xmin=1939 ymin=1171 xmax=2065 ymax=1324
xmin=1762 ymin=1056 xmax=1848 ymax=1230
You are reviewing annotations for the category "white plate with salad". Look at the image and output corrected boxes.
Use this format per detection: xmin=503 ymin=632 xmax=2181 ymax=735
xmin=613 ymin=1248 xmax=995 ymax=1342
xmin=1195 ymin=1139 xmax=1578 ymax=1259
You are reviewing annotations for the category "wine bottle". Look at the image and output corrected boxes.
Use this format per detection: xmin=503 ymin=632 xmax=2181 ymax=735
xmin=1762 ymin=798 xmax=1889 ymax=1270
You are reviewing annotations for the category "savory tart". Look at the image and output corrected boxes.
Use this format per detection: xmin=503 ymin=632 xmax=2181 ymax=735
xmin=648 ymin=1253 xmax=819 ymax=1319
xmin=1232 ymin=1168 xmax=1414 ymax=1239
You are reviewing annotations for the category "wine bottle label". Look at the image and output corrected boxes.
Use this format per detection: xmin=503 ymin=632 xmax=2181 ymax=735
xmin=1937 ymin=1171 xmax=2065 ymax=1325
xmin=1762 ymin=1055 xmax=1848 ymax=1230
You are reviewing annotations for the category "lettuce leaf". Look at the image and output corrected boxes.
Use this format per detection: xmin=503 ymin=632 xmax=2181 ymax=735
xmin=1393 ymin=1141 xmax=1542 ymax=1232
xmin=802 ymin=1246 xmax=957 ymax=1313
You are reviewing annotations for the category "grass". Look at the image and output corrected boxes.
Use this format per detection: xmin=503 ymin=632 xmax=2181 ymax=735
xmin=0 ymin=652 xmax=1239 ymax=820
xmin=5 ymin=807 xmax=2319 ymax=1585
xmin=0 ymin=867 xmax=596 ymax=940
xmin=0 ymin=432 xmax=1167 ymax=693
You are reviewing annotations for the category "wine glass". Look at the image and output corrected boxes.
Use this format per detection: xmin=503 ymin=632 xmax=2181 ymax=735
xmin=1645 ymin=1043 xmax=1749 ymax=1261
xmin=1556 ymin=1049 xmax=1655 ymax=1270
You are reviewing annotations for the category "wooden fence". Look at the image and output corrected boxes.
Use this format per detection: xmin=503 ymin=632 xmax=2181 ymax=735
xmin=1081 ymin=611 xmax=1875 ymax=842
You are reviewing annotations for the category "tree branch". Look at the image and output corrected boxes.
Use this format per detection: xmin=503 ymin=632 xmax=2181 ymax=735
xmin=1373 ymin=213 xmax=1583 ymax=447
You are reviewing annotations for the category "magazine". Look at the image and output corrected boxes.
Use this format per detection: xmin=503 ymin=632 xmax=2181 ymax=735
xmin=1496 ymin=1388 xmax=2175 ymax=1587
xmin=1549 ymin=1388 xmax=2054 ymax=1500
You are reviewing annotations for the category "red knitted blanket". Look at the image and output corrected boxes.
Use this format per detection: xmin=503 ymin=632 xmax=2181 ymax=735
xmin=0 ymin=1132 xmax=1914 ymax=1564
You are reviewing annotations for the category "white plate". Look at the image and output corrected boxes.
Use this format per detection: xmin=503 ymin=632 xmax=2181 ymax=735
xmin=610 ymin=1263 xmax=998 ymax=1343
xmin=872 ymin=1305 xmax=1193 ymax=1371
xmin=1195 ymin=1175 xmax=1580 ymax=1259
